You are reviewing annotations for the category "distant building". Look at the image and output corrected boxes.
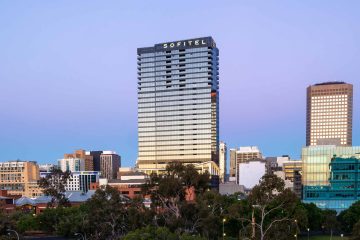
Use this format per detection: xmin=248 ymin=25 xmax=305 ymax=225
xmin=0 ymin=161 xmax=42 ymax=198
xmin=231 ymin=146 xmax=263 ymax=185
xmin=219 ymin=142 xmax=227 ymax=183
xmin=62 ymin=150 xmax=94 ymax=171
xmin=302 ymin=145 xmax=360 ymax=211
xmin=99 ymin=169 xmax=148 ymax=199
xmin=238 ymin=160 xmax=266 ymax=188
xmin=192 ymin=161 xmax=220 ymax=190
xmin=219 ymin=182 xmax=245 ymax=196
xmin=265 ymin=157 xmax=279 ymax=174
xmin=65 ymin=171 xmax=100 ymax=192
xmin=38 ymin=164 xmax=55 ymax=172
xmin=14 ymin=190 xmax=98 ymax=214
xmin=58 ymin=158 xmax=85 ymax=172
xmin=100 ymin=151 xmax=121 ymax=180
xmin=274 ymin=170 xmax=294 ymax=190
xmin=236 ymin=146 xmax=263 ymax=163
xmin=283 ymin=160 xmax=302 ymax=182
xmin=304 ymin=156 xmax=360 ymax=212
xmin=283 ymin=160 xmax=302 ymax=198
xmin=306 ymin=82 xmax=353 ymax=146
xmin=86 ymin=151 xmax=103 ymax=171
xmin=229 ymin=149 xmax=237 ymax=181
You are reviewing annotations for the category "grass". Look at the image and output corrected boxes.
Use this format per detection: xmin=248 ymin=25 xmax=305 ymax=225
xmin=300 ymin=236 xmax=348 ymax=240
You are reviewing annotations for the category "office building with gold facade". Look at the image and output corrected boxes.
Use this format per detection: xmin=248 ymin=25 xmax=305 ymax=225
xmin=306 ymin=82 xmax=353 ymax=146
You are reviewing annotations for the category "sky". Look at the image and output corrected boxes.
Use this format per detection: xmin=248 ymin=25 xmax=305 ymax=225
xmin=0 ymin=1 xmax=359 ymax=166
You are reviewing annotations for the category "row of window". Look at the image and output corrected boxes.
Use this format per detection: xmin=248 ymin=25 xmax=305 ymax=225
xmin=138 ymin=88 xmax=211 ymax=98
xmin=139 ymin=99 xmax=211 ymax=108
xmin=139 ymin=62 xmax=210 ymax=72
xmin=138 ymin=114 xmax=213 ymax=123
xmin=139 ymin=134 xmax=214 ymax=142
xmin=139 ymin=140 xmax=212 ymax=147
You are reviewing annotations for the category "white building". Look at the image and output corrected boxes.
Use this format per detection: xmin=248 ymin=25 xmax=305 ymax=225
xmin=66 ymin=171 xmax=100 ymax=192
xmin=58 ymin=158 xmax=85 ymax=172
xmin=233 ymin=146 xmax=263 ymax=185
xmin=238 ymin=160 xmax=266 ymax=189
xmin=38 ymin=164 xmax=55 ymax=172
xmin=276 ymin=156 xmax=290 ymax=168
xmin=219 ymin=142 xmax=227 ymax=183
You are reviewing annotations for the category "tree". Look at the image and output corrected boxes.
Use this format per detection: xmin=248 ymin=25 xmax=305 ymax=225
xmin=38 ymin=167 xmax=71 ymax=207
xmin=351 ymin=220 xmax=360 ymax=240
xmin=302 ymin=202 xmax=324 ymax=231
xmin=123 ymin=226 xmax=206 ymax=240
xmin=56 ymin=205 xmax=89 ymax=237
xmin=142 ymin=162 xmax=210 ymax=230
xmin=245 ymin=174 xmax=305 ymax=240
xmin=339 ymin=200 xmax=360 ymax=233
xmin=16 ymin=214 xmax=39 ymax=233
xmin=84 ymin=185 xmax=129 ymax=240
xmin=323 ymin=209 xmax=340 ymax=238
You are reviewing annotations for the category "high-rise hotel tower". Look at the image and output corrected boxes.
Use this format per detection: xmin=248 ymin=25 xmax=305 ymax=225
xmin=306 ymin=82 xmax=353 ymax=146
xmin=137 ymin=37 xmax=219 ymax=173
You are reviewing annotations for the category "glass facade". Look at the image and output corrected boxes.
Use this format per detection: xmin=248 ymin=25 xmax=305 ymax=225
xmin=302 ymin=146 xmax=360 ymax=211
xmin=137 ymin=37 xmax=219 ymax=173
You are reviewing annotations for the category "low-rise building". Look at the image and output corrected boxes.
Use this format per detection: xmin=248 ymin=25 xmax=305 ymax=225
xmin=38 ymin=164 xmax=55 ymax=172
xmin=302 ymin=145 xmax=360 ymax=211
xmin=66 ymin=171 xmax=100 ymax=192
xmin=0 ymin=161 xmax=41 ymax=198
xmin=99 ymin=169 xmax=148 ymax=199
xmin=303 ymin=156 xmax=360 ymax=212
xmin=238 ymin=160 xmax=266 ymax=189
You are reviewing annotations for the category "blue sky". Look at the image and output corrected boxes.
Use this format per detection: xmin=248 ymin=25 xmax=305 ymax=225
xmin=0 ymin=1 xmax=359 ymax=166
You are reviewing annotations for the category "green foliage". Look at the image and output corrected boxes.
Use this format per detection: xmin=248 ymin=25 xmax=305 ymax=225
xmin=322 ymin=209 xmax=340 ymax=235
xmin=339 ymin=200 xmax=360 ymax=233
xmin=55 ymin=205 xmax=89 ymax=237
xmin=0 ymin=210 xmax=13 ymax=236
xmin=246 ymin=174 xmax=305 ymax=240
xmin=36 ymin=207 xmax=66 ymax=233
xmin=123 ymin=226 xmax=206 ymax=240
xmin=302 ymin=203 xmax=324 ymax=231
xmin=5 ymin=163 xmax=360 ymax=240
xmin=351 ymin=220 xmax=360 ymax=240
xmin=16 ymin=214 xmax=39 ymax=233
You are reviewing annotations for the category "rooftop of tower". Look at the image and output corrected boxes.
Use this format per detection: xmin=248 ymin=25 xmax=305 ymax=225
xmin=137 ymin=36 xmax=216 ymax=54
xmin=314 ymin=81 xmax=347 ymax=86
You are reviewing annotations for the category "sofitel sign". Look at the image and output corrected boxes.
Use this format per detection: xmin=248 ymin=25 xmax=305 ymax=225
xmin=162 ymin=39 xmax=207 ymax=49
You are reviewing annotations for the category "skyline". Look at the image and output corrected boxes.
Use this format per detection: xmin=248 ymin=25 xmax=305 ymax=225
xmin=0 ymin=1 xmax=360 ymax=166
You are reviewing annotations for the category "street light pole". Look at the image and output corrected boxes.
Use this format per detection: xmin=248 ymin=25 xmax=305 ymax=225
xmin=307 ymin=228 xmax=310 ymax=240
xmin=7 ymin=229 xmax=19 ymax=240
xmin=222 ymin=218 xmax=226 ymax=240
xmin=75 ymin=232 xmax=85 ymax=240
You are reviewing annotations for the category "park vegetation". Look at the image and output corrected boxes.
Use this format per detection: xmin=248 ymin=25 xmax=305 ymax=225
xmin=0 ymin=162 xmax=360 ymax=239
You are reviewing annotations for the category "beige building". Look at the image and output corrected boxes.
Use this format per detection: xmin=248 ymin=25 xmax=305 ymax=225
xmin=306 ymin=82 xmax=353 ymax=146
xmin=62 ymin=149 xmax=94 ymax=171
xmin=283 ymin=160 xmax=302 ymax=182
xmin=0 ymin=161 xmax=42 ymax=198
xmin=229 ymin=146 xmax=262 ymax=183
xmin=235 ymin=146 xmax=262 ymax=163
xmin=219 ymin=142 xmax=227 ymax=183
xmin=229 ymin=149 xmax=237 ymax=180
